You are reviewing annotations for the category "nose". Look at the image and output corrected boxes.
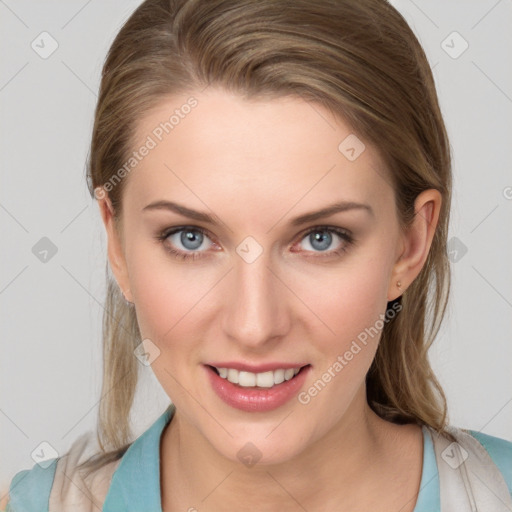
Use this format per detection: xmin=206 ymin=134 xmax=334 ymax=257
xmin=221 ymin=250 xmax=291 ymax=349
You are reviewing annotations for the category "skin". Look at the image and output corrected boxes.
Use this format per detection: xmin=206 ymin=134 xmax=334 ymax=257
xmin=98 ymin=87 xmax=441 ymax=512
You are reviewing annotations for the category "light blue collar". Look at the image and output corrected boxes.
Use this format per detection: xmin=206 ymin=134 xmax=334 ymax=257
xmin=413 ymin=426 xmax=441 ymax=511
xmin=102 ymin=404 xmax=175 ymax=512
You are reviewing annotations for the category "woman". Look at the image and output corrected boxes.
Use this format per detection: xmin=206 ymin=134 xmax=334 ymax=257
xmin=5 ymin=0 xmax=512 ymax=510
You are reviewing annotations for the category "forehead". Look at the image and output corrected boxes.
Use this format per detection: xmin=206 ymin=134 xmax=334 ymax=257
xmin=124 ymin=88 xmax=395 ymax=219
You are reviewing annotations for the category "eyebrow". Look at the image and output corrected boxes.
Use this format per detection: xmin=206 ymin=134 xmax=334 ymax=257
xmin=142 ymin=200 xmax=374 ymax=225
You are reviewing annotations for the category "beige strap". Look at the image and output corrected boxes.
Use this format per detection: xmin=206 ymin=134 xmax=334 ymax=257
xmin=429 ymin=426 xmax=512 ymax=511
xmin=49 ymin=432 xmax=122 ymax=511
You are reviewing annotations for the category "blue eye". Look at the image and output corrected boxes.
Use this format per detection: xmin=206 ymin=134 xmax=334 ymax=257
xmin=301 ymin=228 xmax=344 ymax=252
xmin=156 ymin=225 xmax=354 ymax=261
xmin=171 ymin=228 xmax=206 ymax=251
xmin=295 ymin=226 xmax=354 ymax=258
xmin=157 ymin=226 xmax=213 ymax=260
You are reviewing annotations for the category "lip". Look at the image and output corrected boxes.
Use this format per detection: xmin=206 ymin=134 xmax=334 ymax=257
xmin=205 ymin=361 xmax=308 ymax=373
xmin=204 ymin=363 xmax=311 ymax=412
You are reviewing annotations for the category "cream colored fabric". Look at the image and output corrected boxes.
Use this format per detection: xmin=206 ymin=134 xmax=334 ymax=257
xmin=48 ymin=432 xmax=122 ymax=511
xmin=429 ymin=426 xmax=512 ymax=511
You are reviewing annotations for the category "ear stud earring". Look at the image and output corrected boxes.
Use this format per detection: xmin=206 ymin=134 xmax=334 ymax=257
xmin=396 ymin=281 xmax=402 ymax=289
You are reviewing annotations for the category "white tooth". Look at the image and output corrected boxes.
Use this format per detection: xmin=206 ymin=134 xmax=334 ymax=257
xmin=238 ymin=371 xmax=256 ymax=387
xmin=284 ymin=368 xmax=295 ymax=381
xmin=256 ymin=371 xmax=275 ymax=388
xmin=273 ymin=369 xmax=285 ymax=384
xmin=222 ymin=367 xmax=302 ymax=387
xmin=227 ymin=368 xmax=239 ymax=384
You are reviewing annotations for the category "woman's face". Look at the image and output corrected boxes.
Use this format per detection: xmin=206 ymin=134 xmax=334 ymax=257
xmin=105 ymin=87 xmax=409 ymax=464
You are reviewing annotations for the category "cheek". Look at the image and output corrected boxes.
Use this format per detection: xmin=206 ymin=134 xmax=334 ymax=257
xmin=304 ymin=257 xmax=392 ymax=350
xmin=294 ymin=262 xmax=392 ymax=422
xmin=131 ymin=275 xmax=206 ymax=345
xmin=124 ymin=241 xmax=200 ymax=341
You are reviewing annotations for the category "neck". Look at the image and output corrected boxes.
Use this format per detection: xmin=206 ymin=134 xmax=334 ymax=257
xmin=160 ymin=388 xmax=420 ymax=511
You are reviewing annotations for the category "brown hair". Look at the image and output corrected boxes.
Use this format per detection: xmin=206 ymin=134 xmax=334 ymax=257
xmin=81 ymin=0 xmax=452 ymax=474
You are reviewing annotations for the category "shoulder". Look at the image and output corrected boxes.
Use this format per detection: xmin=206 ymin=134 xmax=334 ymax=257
xmin=465 ymin=428 xmax=512 ymax=495
xmin=5 ymin=432 xmax=124 ymax=512
xmin=432 ymin=425 xmax=512 ymax=499
xmin=5 ymin=458 xmax=57 ymax=511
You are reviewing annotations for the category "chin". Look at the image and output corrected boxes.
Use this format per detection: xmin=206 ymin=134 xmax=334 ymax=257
xmin=207 ymin=424 xmax=314 ymax=468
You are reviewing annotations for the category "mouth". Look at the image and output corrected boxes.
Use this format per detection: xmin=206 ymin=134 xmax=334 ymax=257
xmin=205 ymin=363 xmax=312 ymax=412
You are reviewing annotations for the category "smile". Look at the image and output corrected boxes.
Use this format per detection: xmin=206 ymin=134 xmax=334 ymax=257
xmin=205 ymin=364 xmax=311 ymax=412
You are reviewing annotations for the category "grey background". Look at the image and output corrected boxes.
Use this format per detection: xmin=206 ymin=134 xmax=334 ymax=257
xmin=1 ymin=0 xmax=511 ymax=489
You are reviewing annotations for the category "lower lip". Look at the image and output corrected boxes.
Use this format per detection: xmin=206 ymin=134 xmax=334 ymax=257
xmin=204 ymin=364 xmax=311 ymax=412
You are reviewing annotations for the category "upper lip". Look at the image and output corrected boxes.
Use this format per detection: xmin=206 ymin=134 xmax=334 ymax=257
xmin=205 ymin=362 xmax=310 ymax=373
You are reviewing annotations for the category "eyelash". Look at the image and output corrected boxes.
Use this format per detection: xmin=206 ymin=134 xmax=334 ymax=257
xmin=155 ymin=225 xmax=355 ymax=261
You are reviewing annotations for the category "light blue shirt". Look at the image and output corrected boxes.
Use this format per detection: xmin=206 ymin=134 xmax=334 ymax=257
xmin=7 ymin=406 xmax=512 ymax=511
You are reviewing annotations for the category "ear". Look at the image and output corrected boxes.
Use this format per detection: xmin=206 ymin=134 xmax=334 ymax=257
xmin=387 ymin=189 xmax=442 ymax=301
xmin=96 ymin=187 xmax=133 ymax=302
